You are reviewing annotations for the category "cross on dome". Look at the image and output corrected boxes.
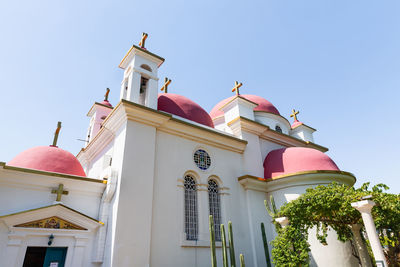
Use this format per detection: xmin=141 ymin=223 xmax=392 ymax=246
xmin=139 ymin=32 xmax=148 ymax=49
xmin=160 ymin=77 xmax=172 ymax=93
xmin=52 ymin=121 xmax=62 ymax=147
xmin=290 ymin=109 xmax=299 ymax=122
xmin=51 ymin=184 xmax=69 ymax=202
xmin=232 ymin=81 xmax=243 ymax=96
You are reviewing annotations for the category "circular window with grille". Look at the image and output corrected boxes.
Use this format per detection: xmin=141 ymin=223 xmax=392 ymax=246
xmin=193 ymin=149 xmax=211 ymax=170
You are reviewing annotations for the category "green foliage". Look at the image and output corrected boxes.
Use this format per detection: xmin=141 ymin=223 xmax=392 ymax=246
xmin=269 ymin=182 xmax=400 ymax=266
xmin=265 ymin=195 xmax=278 ymax=219
xmin=209 ymin=215 xmax=217 ymax=267
xmin=261 ymin=223 xmax=272 ymax=267
xmin=209 ymin=217 xmax=247 ymax=267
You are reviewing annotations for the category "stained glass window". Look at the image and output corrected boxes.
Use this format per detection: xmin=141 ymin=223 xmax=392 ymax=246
xmin=184 ymin=175 xmax=198 ymax=240
xmin=194 ymin=149 xmax=211 ymax=170
xmin=208 ymin=179 xmax=221 ymax=241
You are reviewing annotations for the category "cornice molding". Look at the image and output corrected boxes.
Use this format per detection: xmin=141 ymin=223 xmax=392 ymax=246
xmin=228 ymin=116 xmax=328 ymax=152
xmin=78 ymin=100 xmax=248 ymax=163
xmin=238 ymin=170 xmax=356 ymax=193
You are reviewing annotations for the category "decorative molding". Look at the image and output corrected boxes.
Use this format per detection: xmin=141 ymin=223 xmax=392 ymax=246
xmin=228 ymin=116 xmax=328 ymax=152
xmin=15 ymin=216 xmax=86 ymax=230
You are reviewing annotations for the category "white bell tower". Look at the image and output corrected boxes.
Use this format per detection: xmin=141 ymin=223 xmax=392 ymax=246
xmin=118 ymin=33 xmax=165 ymax=109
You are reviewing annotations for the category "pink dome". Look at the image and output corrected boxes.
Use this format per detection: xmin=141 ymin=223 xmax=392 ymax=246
xmin=263 ymin=147 xmax=340 ymax=179
xmin=158 ymin=93 xmax=214 ymax=128
xmin=210 ymin=94 xmax=280 ymax=119
xmin=8 ymin=146 xmax=86 ymax=177
xmin=100 ymin=100 xmax=113 ymax=107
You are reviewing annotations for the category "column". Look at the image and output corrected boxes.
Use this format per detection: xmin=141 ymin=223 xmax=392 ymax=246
xmin=351 ymin=200 xmax=386 ymax=267
xmin=127 ymin=72 xmax=141 ymax=103
xmin=350 ymin=224 xmax=372 ymax=267
xmin=71 ymin=237 xmax=88 ymax=266
xmin=275 ymin=217 xmax=289 ymax=228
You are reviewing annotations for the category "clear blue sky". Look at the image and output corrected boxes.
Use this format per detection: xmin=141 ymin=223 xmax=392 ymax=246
xmin=0 ymin=0 xmax=399 ymax=192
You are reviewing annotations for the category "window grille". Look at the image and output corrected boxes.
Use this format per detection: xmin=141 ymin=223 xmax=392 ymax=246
xmin=275 ymin=125 xmax=282 ymax=133
xmin=184 ymin=175 xmax=198 ymax=240
xmin=208 ymin=179 xmax=221 ymax=241
xmin=194 ymin=149 xmax=211 ymax=170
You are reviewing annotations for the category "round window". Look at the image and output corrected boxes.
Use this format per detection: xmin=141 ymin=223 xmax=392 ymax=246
xmin=193 ymin=149 xmax=211 ymax=170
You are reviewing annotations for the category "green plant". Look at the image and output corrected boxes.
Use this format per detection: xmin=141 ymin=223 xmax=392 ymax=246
xmin=261 ymin=222 xmax=272 ymax=267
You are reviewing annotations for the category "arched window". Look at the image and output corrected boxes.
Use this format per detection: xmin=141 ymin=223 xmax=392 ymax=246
xmin=275 ymin=125 xmax=282 ymax=133
xmin=140 ymin=64 xmax=152 ymax=72
xmin=184 ymin=175 xmax=198 ymax=240
xmin=208 ymin=179 xmax=221 ymax=241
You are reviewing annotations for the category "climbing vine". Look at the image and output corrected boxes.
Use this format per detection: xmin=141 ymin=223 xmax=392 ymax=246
xmin=267 ymin=182 xmax=400 ymax=266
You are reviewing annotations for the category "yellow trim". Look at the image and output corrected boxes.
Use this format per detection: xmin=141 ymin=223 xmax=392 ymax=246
xmin=0 ymin=203 xmax=103 ymax=225
xmin=238 ymin=170 xmax=356 ymax=182
xmin=268 ymin=170 xmax=356 ymax=181
xmin=2 ymin=164 xmax=105 ymax=184
xmin=119 ymin=44 xmax=165 ymax=69
xmin=218 ymin=95 xmax=258 ymax=111
xmin=231 ymin=116 xmax=328 ymax=152
xmin=291 ymin=122 xmax=317 ymax=131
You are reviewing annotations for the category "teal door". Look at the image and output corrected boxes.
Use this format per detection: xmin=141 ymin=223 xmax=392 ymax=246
xmin=42 ymin=247 xmax=67 ymax=267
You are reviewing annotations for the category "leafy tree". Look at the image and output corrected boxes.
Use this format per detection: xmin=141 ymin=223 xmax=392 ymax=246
xmin=267 ymin=182 xmax=400 ymax=266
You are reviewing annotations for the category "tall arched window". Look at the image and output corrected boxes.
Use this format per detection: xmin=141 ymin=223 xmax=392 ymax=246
xmin=208 ymin=179 xmax=221 ymax=241
xmin=184 ymin=175 xmax=198 ymax=240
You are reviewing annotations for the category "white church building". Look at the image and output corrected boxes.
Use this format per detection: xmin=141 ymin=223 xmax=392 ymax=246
xmin=0 ymin=36 xmax=359 ymax=267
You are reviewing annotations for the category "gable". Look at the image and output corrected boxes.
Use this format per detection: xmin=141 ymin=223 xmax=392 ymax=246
xmin=14 ymin=216 xmax=86 ymax=230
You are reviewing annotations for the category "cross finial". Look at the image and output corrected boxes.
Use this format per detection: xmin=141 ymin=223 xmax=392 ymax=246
xmin=139 ymin=32 xmax=148 ymax=49
xmin=232 ymin=81 xmax=243 ymax=96
xmin=160 ymin=77 xmax=172 ymax=93
xmin=290 ymin=109 xmax=299 ymax=122
xmin=52 ymin=121 xmax=62 ymax=147
xmin=51 ymin=184 xmax=68 ymax=202
xmin=104 ymin=88 xmax=110 ymax=101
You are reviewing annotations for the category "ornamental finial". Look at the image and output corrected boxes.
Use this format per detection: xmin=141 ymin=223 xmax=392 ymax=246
xmin=160 ymin=77 xmax=172 ymax=93
xmin=139 ymin=32 xmax=148 ymax=49
xmin=104 ymin=88 xmax=110 ymax=101
xmin=232 ymin=81 xmax=242 ymax=96
xmin=52 ymin=121 xmax=62 ymax=147
xmin=290 ymin=109 xmax=299 ymax=122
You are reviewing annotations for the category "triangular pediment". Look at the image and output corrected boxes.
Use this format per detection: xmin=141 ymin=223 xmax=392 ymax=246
xmin=0 ymin=204 xmax=103 ymax=232
xmin=14 ymin=216 xmax=86 ymax=230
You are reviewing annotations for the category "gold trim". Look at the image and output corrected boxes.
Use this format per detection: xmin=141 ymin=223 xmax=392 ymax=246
xmin=119 ymin=44 xmax=165 ymax=69
xmin=2 ymin=164 xmax=104 ymax=184
xmin=291 ymin=122 xmax=317 ymax=131
xmin=238 ymin=170 xmax=356 ymax=183
xmin=218 ymin=95 xmax=258 ymax=111
xmin=0 ymin=204 xmax=103 ymax=224
xmin=267 ymin=170 xmax=356 ymax=181
xmin=230 ymin=116 xmax=328 ymax=152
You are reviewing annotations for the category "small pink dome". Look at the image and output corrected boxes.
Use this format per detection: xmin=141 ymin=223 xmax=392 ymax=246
xmin=8 ymin=146 xmax=86 ymax=177
xmin=100 ymin=100 xmax=113 ymax=107
xmin=210 ymin=94 xmax=280 ymax=119
xmin=263 ymin=147 xmax=339 ymax=179
xmin=158 ymin=93 xmax=214 ymax=128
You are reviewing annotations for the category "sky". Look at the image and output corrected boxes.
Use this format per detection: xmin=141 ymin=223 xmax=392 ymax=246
xmin=0 ymin=0 xmax=399 ymax=193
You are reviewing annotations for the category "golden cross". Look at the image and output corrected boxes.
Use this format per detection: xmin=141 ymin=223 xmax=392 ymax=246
xmin=232 ymin=81 xmax=243 ymax=96
xmin=104 ymin=88 xmax=110 ymax=101
xmin=138 ymin=32 xmax=148 ymax=48
xmin=160 ymin=77 xmax=172 ymax=93
xmin=52 ymin=121 xmax=62 ymax=147
xmin=290 ymin=109 xmax=299 ymax=122
xmin=51 ymin=184 xmax=68 ymax=202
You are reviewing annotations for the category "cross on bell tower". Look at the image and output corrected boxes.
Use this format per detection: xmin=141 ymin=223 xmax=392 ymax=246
xmin=232 ymin=81 xmax=243 ymax=96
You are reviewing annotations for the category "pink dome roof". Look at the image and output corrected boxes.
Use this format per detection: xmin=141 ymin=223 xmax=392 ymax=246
xmin=210 ymin=94 xmax=280 ymax=119
xmin=263 ymin=147 xmax=339 ymax=179
xmin=158 ymin=93 xmax=214 ymax=128
xmin=8 ymin=146 xmax=86 ymax=177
